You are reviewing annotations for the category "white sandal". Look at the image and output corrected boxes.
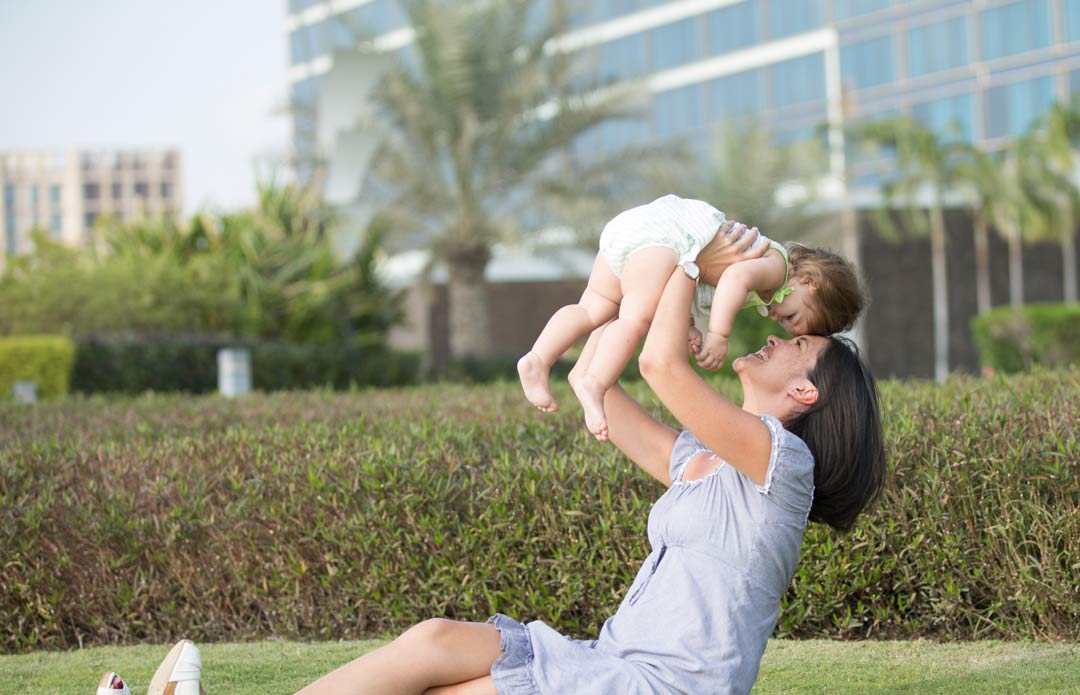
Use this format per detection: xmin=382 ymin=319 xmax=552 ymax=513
xmin=147 ymin=639 xmax=205 ymax=695
xmin=96 ymin=672 xmax=131 ymax=695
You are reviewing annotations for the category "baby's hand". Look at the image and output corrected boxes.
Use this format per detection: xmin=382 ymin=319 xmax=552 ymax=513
xmin=696 ymin=332 xmax=729 ymax=371
xmin=688 ymin=326 xmax=703 ymax=354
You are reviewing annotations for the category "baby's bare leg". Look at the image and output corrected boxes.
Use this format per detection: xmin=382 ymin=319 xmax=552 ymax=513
xmin=568 ymin=321 xmax=610 ymax=392
xmin=518 ymin=253 xmax=621 ymax=412
xmin=296 ymin=619 xmax=502 ymax=695
xmin=573 ymin=247 xmax=676 ymax=441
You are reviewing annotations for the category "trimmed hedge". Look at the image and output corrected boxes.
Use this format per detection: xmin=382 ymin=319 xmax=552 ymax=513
xmin=0 ymin=335 xmax=76 ymax=400
xmin=972 ymin=303 xmax=1080 ymax=373
xmin=1 ymin=371 xmax=1078 ymax=653
xmin=71 ymin=334 xmax=421 ymax=393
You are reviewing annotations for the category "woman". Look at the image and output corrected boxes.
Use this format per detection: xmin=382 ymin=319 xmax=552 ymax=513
xmin=287 ymin=231 xmax=886 ymax=695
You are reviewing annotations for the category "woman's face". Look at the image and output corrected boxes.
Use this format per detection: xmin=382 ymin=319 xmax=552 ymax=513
xmin=733 ymin=334 xmax=829 ymax=399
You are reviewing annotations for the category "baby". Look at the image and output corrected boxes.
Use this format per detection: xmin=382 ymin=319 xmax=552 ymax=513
xmin=518 ymin=194 xmax=865 ymax=440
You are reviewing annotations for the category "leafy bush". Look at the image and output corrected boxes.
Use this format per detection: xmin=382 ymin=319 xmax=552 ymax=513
xmin=1 ymin=371 xmax=1077 ymax=652
xmin=71 ymin=334 xmax=421 ymax=393
xmin=0 ymin=335 xmax=76 ymax=400
xmin=972 ymin=303 xmax=1080 ymax=373
xmin=0 ymin=183 xmax=402 ymax=348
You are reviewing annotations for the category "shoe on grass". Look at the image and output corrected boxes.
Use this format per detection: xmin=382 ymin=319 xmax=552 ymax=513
xmin=147 ymin=639 xmax=205 ymax=695
xmin=96 ymin=672 xmax=131 ymax=695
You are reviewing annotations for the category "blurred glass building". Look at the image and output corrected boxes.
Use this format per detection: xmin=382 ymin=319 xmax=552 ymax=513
xmin=285 ymin=0 xmax=1080 ymax=190
xmin=285 ymin=0 xmax=1080 ymax=378
xmin=0 ymin=149 xmax=182 ymax=260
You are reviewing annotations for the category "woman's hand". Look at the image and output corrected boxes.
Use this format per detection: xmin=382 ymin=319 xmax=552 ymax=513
xmin=688 ymin=326 xmax=703 ymax=354
xmin=696 ymin=221 xmax=768 ymax=287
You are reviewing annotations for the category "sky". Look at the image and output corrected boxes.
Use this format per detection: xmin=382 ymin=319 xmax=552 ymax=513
xmin=0 ymin=0 xmax=291 ymax=216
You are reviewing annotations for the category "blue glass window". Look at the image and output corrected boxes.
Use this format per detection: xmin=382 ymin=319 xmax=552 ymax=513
xmin=83 ymin=183 xmax=99 ymax=200
xmin=3 ymin=183 xmax=13 ymax=207
xmin=980 ymin=0 xmax=1051 ymax=61
xmin=84 ymin=212 xmax=97 ymax=231
xmin=707 ymin=68 xmax=764 ymax=121
xmin=654 ymin=84 xmax=705 ymax=139
xmin=841 ymin=35 xmax=896 ymax=90
xmin=50 ymin=214 xmax=61 ymax=236
xmin=907 ymin=17 xmax=968 ymax=78
xmin=598 ymin=33 xmax=647 ymax=83
xmin=769 ymin=52 xmax=825 ymax=108
xmin=834 ymin=0 xmax=891 ymax=21
xmin=342 ymin=1 xmax=405 ymax=38
xmin=706 ymin=2 xmax=759 ymax=56
xmin=1070 ymin=68 xmax=1080 ymax=97
xmin=4 ymin=213 xmax=15 ymax=255
xmin=652 ymin=18 xmax=700 ymax=72
xmin=1066 ymin=0 xmax=1080 ymax=42
xmin=49 ymin=184 xmax=61 ymax=205
xmin=575 ymin=0 xmax=644 ymax=28
xmin=595 ymin=118 xmax=652 ymax=150
xmin=288 ymin=0 xmax=324 ymax=14
xmin=984 ymin=75 xmax=1056 ymax=138
xmin=912 ymin=92 xmax=974 ymax=142
xmin=768 ymin=0 xmax=823 ymax=40
xmin=289 ymin=26 xmax=312 ymax=66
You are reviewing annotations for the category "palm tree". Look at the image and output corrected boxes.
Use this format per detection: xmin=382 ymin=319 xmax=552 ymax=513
xmin=366 ymin=0 xmax=638 ymax=358
xmin=851 ymin=116 xmax=964 ymax=382
xmin=953 ymin=135 xmax=1047 ymax=314
xmin=1026 ymin=101 xmax=1080 ymax=304
xmin=989 ymin=135 xmax=1050 ymax=309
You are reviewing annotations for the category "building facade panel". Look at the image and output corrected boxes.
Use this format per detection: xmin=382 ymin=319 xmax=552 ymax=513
xmin=0 ymin=149 xmax=182 ymax=262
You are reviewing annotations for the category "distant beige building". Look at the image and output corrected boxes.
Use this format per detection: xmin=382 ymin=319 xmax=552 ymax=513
xmin=0 ymin=149 xmax=182 ymax=260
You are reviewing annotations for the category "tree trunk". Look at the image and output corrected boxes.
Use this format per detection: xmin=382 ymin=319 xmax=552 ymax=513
xmin=1008 ymin=220 xmax=1024 ymax=308
xmin=446 ymin=252 xmax=493 ymax=360
xmin=973 ymin=210 xmax=991 ymax=315
xmin=1063 ymin=229 xmax=1078 ymax=304
xmin=930 ymin=204 xmax=949 ymax=383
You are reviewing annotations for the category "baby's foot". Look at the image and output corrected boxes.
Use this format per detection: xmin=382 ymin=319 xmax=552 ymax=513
xmin=517 ymin=352 xmax=559 ymax=412
xmin=571 ymin=373 xmax=609 ymax=441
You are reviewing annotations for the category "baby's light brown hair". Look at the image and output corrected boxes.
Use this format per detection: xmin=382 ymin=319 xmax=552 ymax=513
xmin=787 ymin=243 xmax=868 ymax=335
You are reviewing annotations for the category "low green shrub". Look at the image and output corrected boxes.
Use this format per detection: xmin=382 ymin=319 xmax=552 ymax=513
xmin=1 ymin=371 xmax=1077 ymax=652
xmin=972 ymin=303 xmax=1080 ymax=373
xmin=0 ymin=335 xmax=76 ymax=400
xmin=71 ymin=334 xmax=421 ymax=393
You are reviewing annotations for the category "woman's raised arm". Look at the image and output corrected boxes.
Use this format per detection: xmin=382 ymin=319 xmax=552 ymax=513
xmin=603 ymin=385 xmax=679 ymax=486
xmin=637 ymin=271 xmax=773 ymax=485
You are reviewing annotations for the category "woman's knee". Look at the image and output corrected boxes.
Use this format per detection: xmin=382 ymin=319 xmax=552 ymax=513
xmin=398 ymin=618 xmax=458 ymax=649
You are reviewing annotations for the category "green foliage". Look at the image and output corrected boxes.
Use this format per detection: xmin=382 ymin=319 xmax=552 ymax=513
xmin=0 ymin=335 xmax=76 ymax=400
xmin=1 ymin=372 xmax=1077 ymax=652
xmin=71 ymin=334 xmax=421 ymax=393
xmin=971 ymin=303 xmax=1080 ymax=373
xmin=0 ymin=182 xmax=402 ymax=348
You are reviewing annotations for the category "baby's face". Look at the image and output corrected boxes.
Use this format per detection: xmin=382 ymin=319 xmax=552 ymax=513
xmin=767 ymin=278 xmax=816 ymax=336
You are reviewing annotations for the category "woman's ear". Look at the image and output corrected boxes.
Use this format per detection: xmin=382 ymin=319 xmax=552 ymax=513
xmin=788 ymin=378 xmax=819 ymax=407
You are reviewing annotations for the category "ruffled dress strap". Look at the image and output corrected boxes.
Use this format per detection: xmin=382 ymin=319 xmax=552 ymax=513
xmin=744 ymin=241 xmax=791 ymax=316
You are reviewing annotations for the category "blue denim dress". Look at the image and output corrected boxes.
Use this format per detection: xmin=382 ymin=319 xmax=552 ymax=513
xmin=489 ymin=415 xmax=815 ymax=695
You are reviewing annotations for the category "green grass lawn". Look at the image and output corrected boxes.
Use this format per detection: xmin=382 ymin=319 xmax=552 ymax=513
xmin=2 ymin=638 xmax=1078 ymax=695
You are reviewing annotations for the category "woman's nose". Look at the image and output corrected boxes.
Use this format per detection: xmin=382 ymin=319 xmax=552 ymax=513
xmin=766 ymin=335 xmax=779 ymax=347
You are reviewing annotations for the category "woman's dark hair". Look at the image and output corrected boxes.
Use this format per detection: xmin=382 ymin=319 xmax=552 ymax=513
xmin=785 ymin=336 xmax=886 ymax=532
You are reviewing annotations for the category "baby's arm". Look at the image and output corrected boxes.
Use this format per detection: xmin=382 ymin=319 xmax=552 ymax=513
xmin=696 ymin=250 xmax=788 ymax=370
